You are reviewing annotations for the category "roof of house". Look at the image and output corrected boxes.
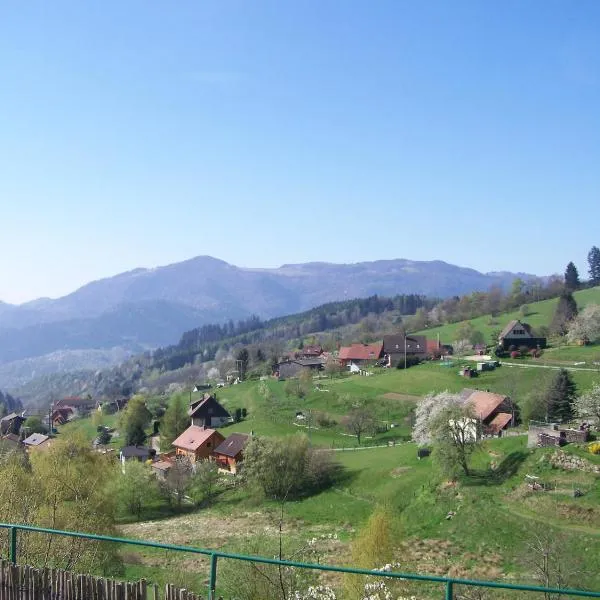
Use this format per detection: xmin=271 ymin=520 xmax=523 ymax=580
xmin=383 ymin=335 xmax=427 ymax=354
xmin=172 ymin=426 xmax=219 ymax=452
xmin=23 ymin=433 xmax=50 ymax=446
xmin=499 ymin=320 xmax=533 ymax=340
xmin=487 ymin=412 xmax=513 ymax=433
xmin=214 ymin=433 xmax=250 ymax=458
xmin=338 ymin=342 xmax=384 ymax=361
xmin=294 ymin=358 xmax=325 ymax=367
xmin=0 ymin=412 xmax=23 ymax=423
xmin=465 ymin=390 xmax=509 ymax=422
xmin=188 ymin=394 xmax=231 ymax=419
xmin=120 ymin=445 xmax=153 ymax=458
xmin=55 ymin=397 xmax=95 ymax=408
xmin=301 ymin=345 xmax=323 ymax=356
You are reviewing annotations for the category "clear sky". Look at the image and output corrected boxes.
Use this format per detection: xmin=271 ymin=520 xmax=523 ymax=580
xmin=1 ymin=1 xmax=599 ymax=304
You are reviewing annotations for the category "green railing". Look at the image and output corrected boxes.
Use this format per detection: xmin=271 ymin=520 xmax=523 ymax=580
xmin=1 ymin=523 xmax=599 ymax=600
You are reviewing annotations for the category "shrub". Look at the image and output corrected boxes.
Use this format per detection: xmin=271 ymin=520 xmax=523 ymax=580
xmin=396 ymin=356 xmax=421 ymax=369
xmin=530 ymin=348 xmax=542 ymax=358
xmin=519 ymin=345 xmax=531 ymax=355
xmin=234 ymin=408 xmax=243 ymax=422
xmin=588 ymin=442 xmax=600 ymax=455
xmin=510 ymin=350 xmax=520 ymax=359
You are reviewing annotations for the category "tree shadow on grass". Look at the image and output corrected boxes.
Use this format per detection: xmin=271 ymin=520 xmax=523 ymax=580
xmin=463 ymin=450 xmax=529 ymax=486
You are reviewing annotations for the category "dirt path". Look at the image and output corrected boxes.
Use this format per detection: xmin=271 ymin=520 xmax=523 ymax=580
xmin=501 ymin=361 xmax=599 ymax=372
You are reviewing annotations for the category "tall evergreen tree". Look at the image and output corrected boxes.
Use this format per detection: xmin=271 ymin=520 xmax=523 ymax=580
xmin=546 ymin=369 xmax=576 ymax=422
xmin=550 ymin=292 xmax=578 ymax=336
xmin=564 ymin=262 xmax=580 ymax=290
xmin=588 ymin=246 xmax=600 ymax=285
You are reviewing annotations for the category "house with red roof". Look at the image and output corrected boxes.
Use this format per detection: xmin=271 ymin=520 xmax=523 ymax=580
xmin=338 ymin=342 xmax=384 ymax=372
xmin=460 ymin=389 xmax=515 ymax=436
xmin=172 ymin=426 xmax=225 ymax=463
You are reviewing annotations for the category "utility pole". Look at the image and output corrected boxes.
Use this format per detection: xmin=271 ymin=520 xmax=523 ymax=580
xmin=404 ymin=335 xmax=407 ymax=370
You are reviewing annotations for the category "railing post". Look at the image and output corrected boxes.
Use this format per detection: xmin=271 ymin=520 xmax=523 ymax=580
xmin=9 ymin=527 xmax=17 ymax=564
xmin=445 ymin=580 xmax=453 ymax=600
xmin=208 ymin=552 xmax=218 ymax=599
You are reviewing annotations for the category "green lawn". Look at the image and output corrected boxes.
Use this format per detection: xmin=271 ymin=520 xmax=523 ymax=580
xmin=58 ymin=412 xmax=121 ymax=448
xmin=414 ymin=285 xmax=600 ymax=346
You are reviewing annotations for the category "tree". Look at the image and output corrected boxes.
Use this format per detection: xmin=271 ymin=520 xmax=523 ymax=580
xmin=162 ymin=456 xmax=193 ymax=509
xmin=547 ymin=369 xmax=577 ymax=423
xmin=452 ymin=339 xmax=472 ymax=356
xmin=564 ymin=262 xmax=580 ymax=291
xmin=588 ymin=246 xmax=600 ymax=285
xmin=550 ymin=292 xmax=578 ymax=336
xmin=455 ymin=322 xmax=476 ymax=344
xmin=344 ymin=407 xmax=375 ymax=445
xmin=160 ymin=393 xmax=190 ymax=451
xmin=8 ymin=434 xmax=123 ymax=574
xmin=114 ymin=460 xmax=160 ymax=520
xmin=97 ymin=428 xmax=112 ymax=445
xmin=566 ymin=303 xmax=600 ymax=344
xmin=23 ymin=416 xmax=48 ymax=435
xmin=242 ymin=435 xmax=337 ymax=500
xmin=413 ymin=391 xmax=464 ymax=445
xmin=188 ymin=459 xmax=220 ymax=506
xmin=120 ymin=395 xmax=151 ymax=446
xmin=345 ymin=506 xmax=395 ymax=598
xmin=324 ymin=357 xmax=344 ymax=378
xmin=470 ymin=329 xmax=485 ymax=347
xmin=236 ymin=348 xmax=250 ymax=380
xmin=430 ymin=403 xmax=481 ymax=477
xmin=574 ymin=383 xmax=600 ymax=423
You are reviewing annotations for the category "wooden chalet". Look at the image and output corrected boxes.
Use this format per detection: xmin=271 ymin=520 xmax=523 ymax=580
xmin=382 ymin=335 xmax=427 ymax=367
xmin=0 ymin=412 xmax=25 ymax=436
xmin=498 ymin=320 xmax=546 ymax=350
xmin=213 ymin=433 xmax=250 ymax=474
xmin=172 ymin=426 xmax=225 ymax=463
xmin=189 ymin=394 xmax=231 ymax=428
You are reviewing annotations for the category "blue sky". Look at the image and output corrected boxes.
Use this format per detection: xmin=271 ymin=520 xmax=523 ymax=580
xmin=1 ymin=1 xmax=599 ymax=303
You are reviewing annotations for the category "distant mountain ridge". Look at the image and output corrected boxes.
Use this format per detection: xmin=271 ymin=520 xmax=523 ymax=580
xmin=0 ymin=255 xmax=542 ymax=388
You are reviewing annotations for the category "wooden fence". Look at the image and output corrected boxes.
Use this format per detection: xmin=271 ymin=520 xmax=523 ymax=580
xmin=0 ymin=560 xmax=211 ymax=600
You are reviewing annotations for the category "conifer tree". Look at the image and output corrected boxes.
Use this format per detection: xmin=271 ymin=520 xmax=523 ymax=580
xmin=564 ymin=262 xmax=580 ymax=291
xmin=546 ymin=369 xmax=576 ymax=422
xmin=160 ymin=393 xmax=190 ymax=450
xmin=588 ymin=246 xmax=600 ymax=285
xmin=550 ymin=292 xmax=578 ymax=336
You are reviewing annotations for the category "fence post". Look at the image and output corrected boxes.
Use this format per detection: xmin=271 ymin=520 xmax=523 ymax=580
xmin=445 ymin=580 xmax=454 ymax=600
xmin=9 ymin=526 xmax=17 ymax=564
xmin=208 ymin=553 xmax=218 ymax=599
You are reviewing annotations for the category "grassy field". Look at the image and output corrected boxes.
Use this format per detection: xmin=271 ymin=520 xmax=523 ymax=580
xmin=117 ymin=437 xmax=600 ymax=594
xmin=414 ymin=286 xmax=600 ymax=346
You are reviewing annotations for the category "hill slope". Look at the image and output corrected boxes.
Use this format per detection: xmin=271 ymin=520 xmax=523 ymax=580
xmin=0 ymin=256 xmax=538 ymax=384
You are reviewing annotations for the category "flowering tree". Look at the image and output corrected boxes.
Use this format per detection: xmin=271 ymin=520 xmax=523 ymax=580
xmin=574 ymin=383 xmax=600 ymax=423
xmin=412 ymin=391 xmax=464 ymax=445
xmin=567 ymin=304 xmax=600 ymax=344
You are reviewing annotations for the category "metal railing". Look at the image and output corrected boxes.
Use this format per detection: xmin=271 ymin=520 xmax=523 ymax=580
xmin=1 ymin=523 xmax=600 ymax=600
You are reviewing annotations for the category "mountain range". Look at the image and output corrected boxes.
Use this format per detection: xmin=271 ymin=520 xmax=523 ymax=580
xmin=0 ymin=255 xmax=540 ymax=388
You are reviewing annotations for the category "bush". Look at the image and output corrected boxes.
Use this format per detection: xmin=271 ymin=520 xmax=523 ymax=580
xmin=519 ymin=345 xmax=531 ymax=355
xmin=234 ymin=408 xmax=243 ymax=423
xmin=396 ymin=356 xmax=421 ymax=369
xmin=510 ymin=350 xmax=520 ymax=359
xmin=588 ymin=442 xmax=600 ymax=455
xmin=494 ymin=346 xmax=507 ymax=358
xmin=530 ymin=348 xmax=542 ymax=358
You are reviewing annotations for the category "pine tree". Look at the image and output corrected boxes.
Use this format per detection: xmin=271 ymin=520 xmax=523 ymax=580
xmin=546 ymin=369 xmax=576 ymax=422
xmin=588 ymin=246 xmax=600 ymax=285
xmin=564 ymin=262 xmax=580 ymax=290
xmin=550 ymin=292 xmax=578 ymax=336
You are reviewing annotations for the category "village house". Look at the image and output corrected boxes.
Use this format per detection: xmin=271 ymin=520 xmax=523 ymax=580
xmin=460 ymin=389 xmax=515 ymax=436
xmin=0 ymin=412 xmax=25 ymax=436
xmin=213 ymin=432 xmax=250 ymax=474
xmin=382 ymin=335 xmax=428 ymax=367
xmin=0 ymin=433 xmax=23 ymax=453
xmin=338 ymin=342 xmax=384 ymax=372
xmin=22 ymin=432 xmax=52 ymax=452
xmin=50 ymin=407 xmax=73 ymax=427
xmin=299 ymin=345 xmax=323 ymax=359
xmin=54 ymin=396 xmax=96 ymax=417
xmin=498 ymin=319 xmax=547 ymax=351
xmin=172 ymin=425 xmax=225 ymax=463
xmin=276 ymin=357 xmax=326 ymax=379
xmin=189 ymin=394 xmax=231 ymax=428
xmin=119 ymin=445 xmax=156 ymax=466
